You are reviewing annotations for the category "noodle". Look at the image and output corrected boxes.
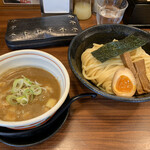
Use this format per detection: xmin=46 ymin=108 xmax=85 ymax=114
xmin=81 ymin=43 xmax=150 ymax=94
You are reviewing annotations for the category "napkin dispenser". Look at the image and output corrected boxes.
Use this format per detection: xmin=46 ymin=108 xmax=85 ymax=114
xmin=5 ymin=14 xmax=82 ymax=50
xmin=123 ymin=0 xmax=150 ymax=25
xmin=40 ymin=0 xmax=73 ymax=16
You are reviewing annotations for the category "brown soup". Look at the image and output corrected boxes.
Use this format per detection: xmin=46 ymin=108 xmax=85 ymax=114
xmin=0 ymin=67 xmax=60 ymax=121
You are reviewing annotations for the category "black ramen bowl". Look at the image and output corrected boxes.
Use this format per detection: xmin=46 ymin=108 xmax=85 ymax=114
xmin=68 ymin=24 xmax=150 ymax=103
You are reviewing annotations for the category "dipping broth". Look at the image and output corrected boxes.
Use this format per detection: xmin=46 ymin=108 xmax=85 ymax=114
xmin=0 ymin=67 xmax=60 ymax=121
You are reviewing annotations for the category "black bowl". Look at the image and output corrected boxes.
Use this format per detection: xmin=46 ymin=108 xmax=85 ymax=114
xmin=68 ymin=24 xmax=150 ymax=103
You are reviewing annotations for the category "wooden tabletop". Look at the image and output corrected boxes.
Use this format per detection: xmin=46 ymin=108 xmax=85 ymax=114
xmin=1 ymin=6 xmax=150 ymax=150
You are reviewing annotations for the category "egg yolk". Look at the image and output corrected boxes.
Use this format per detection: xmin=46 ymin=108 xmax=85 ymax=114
xmin=116 ymin=75 xmax=133 ymax=92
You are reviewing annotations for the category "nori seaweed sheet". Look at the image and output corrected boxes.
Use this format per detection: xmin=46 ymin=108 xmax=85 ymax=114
xmin=91 ymin=34 xmax=149 ymax=63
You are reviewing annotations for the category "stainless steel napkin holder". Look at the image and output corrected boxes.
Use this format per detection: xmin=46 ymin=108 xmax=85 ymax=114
xmin=40 ymin=0 xmax=73 ymax=16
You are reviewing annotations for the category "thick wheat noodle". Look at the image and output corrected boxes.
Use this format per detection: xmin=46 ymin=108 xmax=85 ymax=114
xmin=81 ymin=43 xmax=150 ymax=94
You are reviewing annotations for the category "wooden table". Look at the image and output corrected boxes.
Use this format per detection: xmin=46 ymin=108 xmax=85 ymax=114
xmin=1 ymin=6 xmax=150 ymax=150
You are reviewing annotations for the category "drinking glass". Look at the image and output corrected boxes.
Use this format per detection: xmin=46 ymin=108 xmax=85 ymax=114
xmin=96 ymin=0 xmax=128 ymax=24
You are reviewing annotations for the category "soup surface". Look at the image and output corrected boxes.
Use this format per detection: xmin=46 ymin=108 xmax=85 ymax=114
xmin=0 ymin=67 xmax=60 ymax=121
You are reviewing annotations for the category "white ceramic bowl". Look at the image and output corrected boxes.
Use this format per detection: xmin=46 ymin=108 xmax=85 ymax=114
xmin=0 ymin=49 xmax=70 ymax=129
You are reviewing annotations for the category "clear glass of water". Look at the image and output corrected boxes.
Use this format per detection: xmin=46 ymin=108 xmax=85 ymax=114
xmin=96 ymin=0 xmax=128 ymax=24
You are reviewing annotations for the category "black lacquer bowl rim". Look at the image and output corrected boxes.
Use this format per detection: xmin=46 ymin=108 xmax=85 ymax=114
xmin=68 ymin=24 xmax=150 ymax=103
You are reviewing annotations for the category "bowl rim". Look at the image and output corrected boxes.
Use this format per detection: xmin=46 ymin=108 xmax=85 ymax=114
xmin=0 ymin=49 xmax=70 ymax=127
xmin=68 ymin=24 xmax=150 ymax=103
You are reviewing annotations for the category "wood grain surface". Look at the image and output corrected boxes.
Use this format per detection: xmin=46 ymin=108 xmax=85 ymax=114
xmin=0 ymin=6 xmax=150 ymax=150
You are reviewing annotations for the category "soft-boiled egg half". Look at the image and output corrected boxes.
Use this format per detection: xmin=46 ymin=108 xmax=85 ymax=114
xmin=112 ymin=67 xmax=136 ymax=97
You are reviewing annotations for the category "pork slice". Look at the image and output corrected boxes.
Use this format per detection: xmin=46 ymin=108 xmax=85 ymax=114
xmin=120 ymin=52 xmax=136 ymax=75
xmin=133 ymin=59 xmax=150 ymax=93
xmin=120 ymin=52 xmax=145 ymax=94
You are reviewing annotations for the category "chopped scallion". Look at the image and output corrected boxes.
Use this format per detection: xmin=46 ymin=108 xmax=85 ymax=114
xmin=6 ymin=76 xmax=43 ymax=106
xmin=31 ymin=85 xmax=42 ymax=95
xmin=6 ymin=95 xmax=18 ymax=105
xmin=12 ymin=79 xmax=24 ymax=93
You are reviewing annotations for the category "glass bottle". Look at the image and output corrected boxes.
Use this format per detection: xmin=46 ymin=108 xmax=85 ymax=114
xmin=74 ymin=0 xmax=92 ymax=20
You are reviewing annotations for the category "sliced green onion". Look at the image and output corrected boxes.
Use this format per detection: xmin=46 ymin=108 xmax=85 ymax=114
xmin=17 ymin=96 xmax=28 ymax=106
xmin=23 ymin=88 xmax=34 ymax=102
xmin=6 ymin=76 xmax=43 ymax=106
xmin=6 ymin=95 xmax=18 ymax=105
xmin=31 ymin=85 xmax=42 ymax=95
xmin=23 ymin=76 xmax=33 ymax=86
xmin=12 ymin=79 xmax=24 ymax=93
xmin=23 ymin=88 xmax=33 ymax=96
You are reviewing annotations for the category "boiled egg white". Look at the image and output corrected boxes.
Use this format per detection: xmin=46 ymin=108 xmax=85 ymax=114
xmin=112 ymin=67 xmax=136 ymax=97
